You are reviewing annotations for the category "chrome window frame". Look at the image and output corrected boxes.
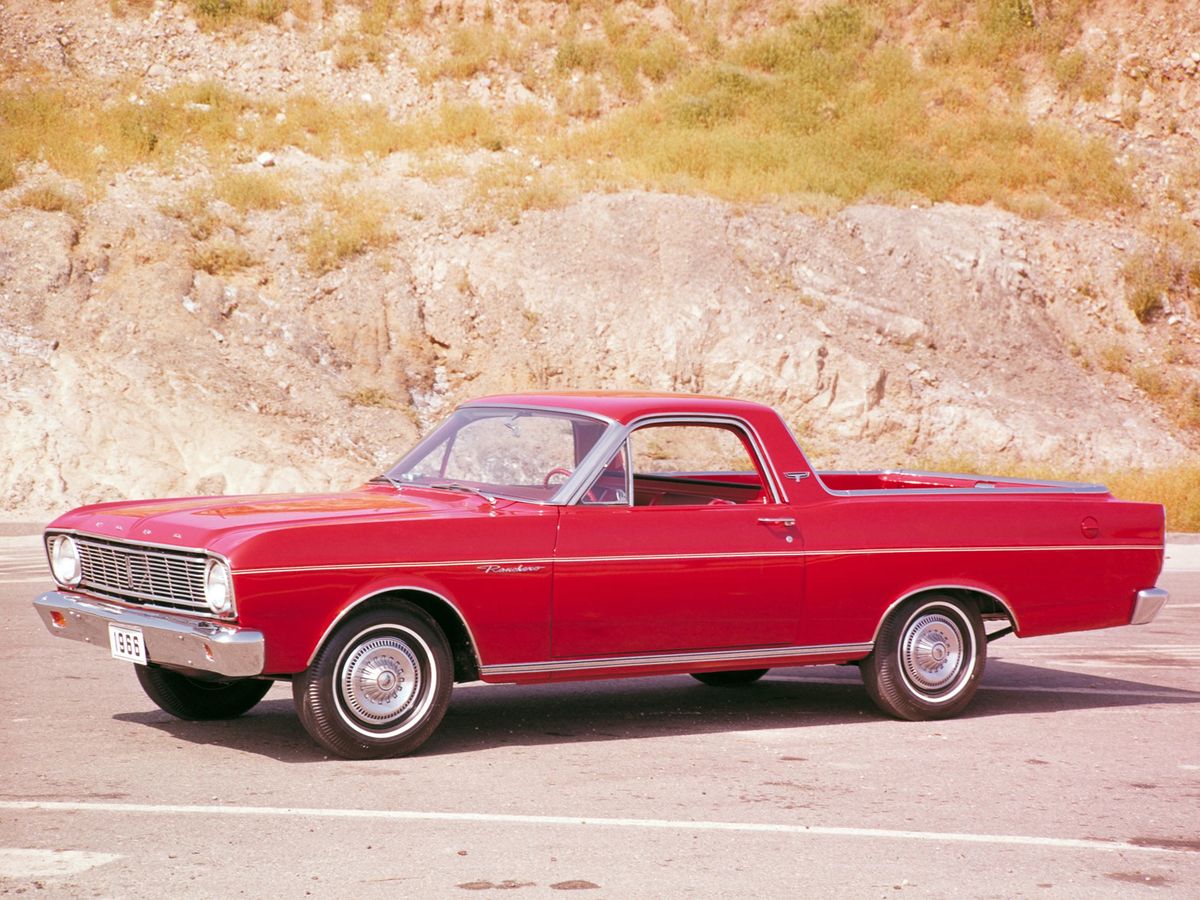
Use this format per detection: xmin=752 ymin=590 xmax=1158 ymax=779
xmin=381 ymin=403 xmax=618 ymax=507
xmin=562 ymin=414 xmax=785 ymax=508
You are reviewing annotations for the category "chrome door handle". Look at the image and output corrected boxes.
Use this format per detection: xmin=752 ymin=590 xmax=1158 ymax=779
xmin=757 ymin=517 xmax=795 ymax=527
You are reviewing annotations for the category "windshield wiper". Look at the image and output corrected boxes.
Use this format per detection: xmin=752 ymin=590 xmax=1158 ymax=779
xmin=429 ymin=482 xmax=497 ymax=504
xmin=370 ymin=473 xmax=406 ymax=492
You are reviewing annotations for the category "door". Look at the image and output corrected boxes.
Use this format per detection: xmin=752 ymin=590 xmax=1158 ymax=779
xmin=551 ymin=420 xmax=802 ymax=659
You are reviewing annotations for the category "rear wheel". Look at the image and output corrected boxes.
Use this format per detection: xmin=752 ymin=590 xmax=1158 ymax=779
xmin=293 ymin=604 xmax=452 ymax=759
xmin=690 ymin=668 xmax=769 ymax=687
xmin=860 ymin=594 xmax=986 ymax=721
xmin=135 ymin=665 xmax=272 ymax=720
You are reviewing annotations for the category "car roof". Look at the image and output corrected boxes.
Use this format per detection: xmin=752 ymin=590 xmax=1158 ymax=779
xmin=459 ymin=391 xmax=778 ymax=425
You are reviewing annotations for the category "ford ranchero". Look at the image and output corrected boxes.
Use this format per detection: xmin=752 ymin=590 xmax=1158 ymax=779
xmin=34 ymin=392 xmax=1169 ymax=758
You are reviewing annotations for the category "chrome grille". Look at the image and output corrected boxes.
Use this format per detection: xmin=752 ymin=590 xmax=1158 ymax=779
xmin=72 ymin=536 xmax=210 ymax=614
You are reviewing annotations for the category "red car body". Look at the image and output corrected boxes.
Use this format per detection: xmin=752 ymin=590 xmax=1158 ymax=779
xmin=34 ymin=392 xmax=1169 ymax=757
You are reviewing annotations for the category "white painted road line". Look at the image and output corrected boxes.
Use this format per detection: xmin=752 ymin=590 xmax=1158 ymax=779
xmin=0 ymin=848 xmax=121 ymax=878
xmin=0 ymin=800 xmax=1190 ymax=856
xmin=767 ymin=675 xmax=1199 ymax=701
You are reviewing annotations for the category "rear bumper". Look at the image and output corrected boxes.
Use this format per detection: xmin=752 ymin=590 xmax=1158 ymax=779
xmin=34 ymin=591 xmax=265 ymax=677
xmin=1130 ymin=587 xmax=1169 ymax=626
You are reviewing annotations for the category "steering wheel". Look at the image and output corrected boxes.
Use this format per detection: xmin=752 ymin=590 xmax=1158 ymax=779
xmin=543 ymin=466 xmax=573 ymax=488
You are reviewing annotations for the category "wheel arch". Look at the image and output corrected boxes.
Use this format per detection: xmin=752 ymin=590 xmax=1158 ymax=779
xmin=869 ymin=583 xmax=1019 ymax=645
xmin=307 ymin=586 xmax=481 ymax=682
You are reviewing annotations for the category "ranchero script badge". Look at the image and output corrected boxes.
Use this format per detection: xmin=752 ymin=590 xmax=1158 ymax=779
xmin=477 ymin=564 xmax=545 ymax=574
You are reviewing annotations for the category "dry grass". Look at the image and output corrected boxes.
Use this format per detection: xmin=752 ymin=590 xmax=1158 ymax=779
xmin=159 ymin=188 xmax=225 ymax=241
xmin=469 ymin=157 xmax=569 ymax=226
xmin=344 ymin=387 xmax=397 ymax=408
xmin=110 ymin=0 xmax=157 ymax=14
xmin=916 ymin=455 xmax=1200 ymax=532
xmin=327 ymin=1 xmax=397 ymax=71
xmin=1052 ymin=48 xmax=1110 ymax=101
xmin=1123 ymin=236 xmax=1200 ymax=322
xmin=0 ymin=82 xmax=253 ymax=183
xmin=305 ymin=186 xmax=394 ymax=274
xmin=1135 ymin=366 xmax=1200 ymax=433
xmin=553 ymin=13 xmax=687 ymax=99
xmin=213 ymin=170 xmax=297 ymax=212
xmin=424 ymin=23 xmax=520 ymax=81
xmin=0 ymin=83 xmax=419 ymax=185
xmin=1101 ymin=467 xmax=1200 ymax=533
xmin=1098 ymin=342 xmax=1128 ymax=375
xmin=189 ymin=0 xmax=292 ymax=28
xmin=17 ymin=183 xmax=82 ymax=216
xmin=1122 ymin=251 xmax=1166 ymax=322
xmin=559 ymin=2 xmax=1129 ymax=213
xmin=192 ymin=240 xmax=257 ymax=274
xmin=0 ymin=0 xmax=1140 ymax=218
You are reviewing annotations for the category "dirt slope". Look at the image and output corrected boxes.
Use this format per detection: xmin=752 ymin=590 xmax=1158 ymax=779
xmin=1 ymin=0 xmax=1198 ymax=517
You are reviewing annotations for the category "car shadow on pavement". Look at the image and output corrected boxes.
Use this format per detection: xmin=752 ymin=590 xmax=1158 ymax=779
xmin=112 ymin=661 xmax=1200 ymax=762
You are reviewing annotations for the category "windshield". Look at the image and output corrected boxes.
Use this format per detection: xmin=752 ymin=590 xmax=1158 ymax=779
xmin=377 ymin=407 xmax=611 ymax=502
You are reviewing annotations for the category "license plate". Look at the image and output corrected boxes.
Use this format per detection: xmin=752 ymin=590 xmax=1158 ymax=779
xmin=108 ymin=624 xmax=147 ymax=664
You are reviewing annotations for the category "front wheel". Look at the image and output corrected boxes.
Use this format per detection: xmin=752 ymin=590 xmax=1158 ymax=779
xmin=135 ymin=665 xmax=273 ymax=720
xmin=859 ymin=594 xmax=986 ymax=721
xmin=293 ymin=604 xmax=452 ymax=759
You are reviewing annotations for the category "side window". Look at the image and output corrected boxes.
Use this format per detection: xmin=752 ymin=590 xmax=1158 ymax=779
xmin=582 ymin=423 xmax=769 ymax=507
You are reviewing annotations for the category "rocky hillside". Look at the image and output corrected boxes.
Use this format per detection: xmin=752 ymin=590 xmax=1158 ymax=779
xmin=2 ymin=0 xmax=1198 ymax=519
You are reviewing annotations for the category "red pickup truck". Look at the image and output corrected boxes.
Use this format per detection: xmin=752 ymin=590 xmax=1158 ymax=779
xmin=34 ymin=392 xmax=1168 ymax=758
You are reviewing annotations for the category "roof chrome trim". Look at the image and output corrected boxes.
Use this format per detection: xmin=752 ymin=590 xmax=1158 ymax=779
xmin=481 ymin=640 xmax=874 ymax=677
xmin=306 ymin=584 xmax=483 ymax=669
xmin=455 ymin=401 xmax=619 ymax=427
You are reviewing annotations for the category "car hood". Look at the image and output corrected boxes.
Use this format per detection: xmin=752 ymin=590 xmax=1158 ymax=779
xmin=46 ymin=485 xmax=500 ymax=553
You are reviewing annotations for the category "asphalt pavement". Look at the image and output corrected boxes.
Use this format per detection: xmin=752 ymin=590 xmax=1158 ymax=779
xmin=2 ymin=531 xmax=1197 ymax=898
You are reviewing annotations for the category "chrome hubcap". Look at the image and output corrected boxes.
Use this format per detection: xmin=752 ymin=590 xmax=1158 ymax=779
xmin=341 ymin=637 xmax=421 ymax=726
xmin=901 ymin=612 xmax=964 ymax=694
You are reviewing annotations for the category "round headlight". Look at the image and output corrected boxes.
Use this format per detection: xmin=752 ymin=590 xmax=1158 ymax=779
xmin=204 ymin=560 xmax=234 ymax=616
xmin=49 ymin=535 xmax=81 ymax=586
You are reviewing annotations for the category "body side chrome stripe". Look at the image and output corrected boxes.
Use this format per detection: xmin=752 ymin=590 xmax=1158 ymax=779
xmin=802 ymin=544 xmax=1160 ymax=557
xmin=240 ymin=557 xmax=559 ymax=576
xmin=235 ymin=544 xmax=1162 ymax=576
xmin=480 ymin=641 xmax=875 ymax=677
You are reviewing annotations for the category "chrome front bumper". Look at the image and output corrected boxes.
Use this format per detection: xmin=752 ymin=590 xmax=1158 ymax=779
xmin=34 ymin=591 xmax=265 ymax=677
xmin=1130 ymin=587 xmax=1170 ymax=626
